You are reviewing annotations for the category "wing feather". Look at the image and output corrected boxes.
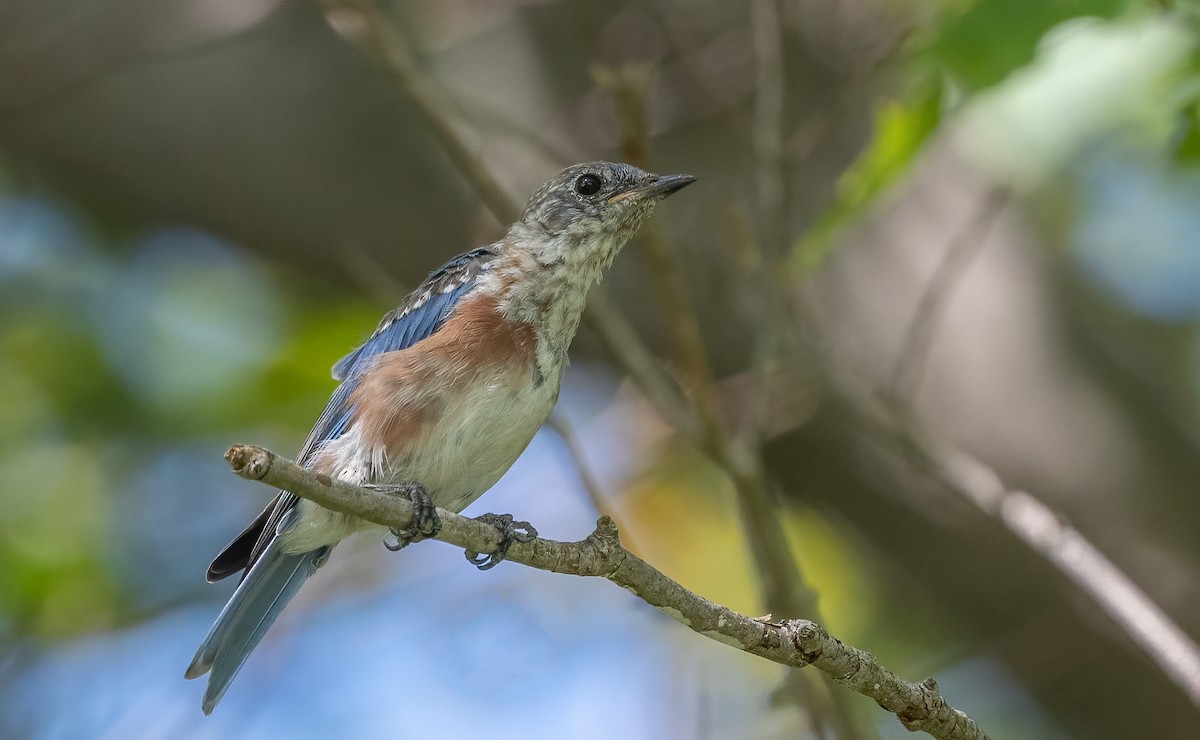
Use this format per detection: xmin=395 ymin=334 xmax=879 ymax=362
xmin=207 ymin=246 xmax=500 ymax=580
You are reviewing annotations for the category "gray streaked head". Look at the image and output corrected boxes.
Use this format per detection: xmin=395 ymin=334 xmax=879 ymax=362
xmin=510 ymin=161 xmax=695 ymax=268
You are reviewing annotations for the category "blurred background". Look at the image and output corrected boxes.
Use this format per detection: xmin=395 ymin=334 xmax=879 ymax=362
xmin=3 ymin=0 xmax=1200 ymax=737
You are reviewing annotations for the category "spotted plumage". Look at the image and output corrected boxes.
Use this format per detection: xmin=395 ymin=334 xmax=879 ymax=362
xmin=206 ymin=247 xmax=503 ymax=581
xmin=187 ymin=161 xmax=695 ymax=714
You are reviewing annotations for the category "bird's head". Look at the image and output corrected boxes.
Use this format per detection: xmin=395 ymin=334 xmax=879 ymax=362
xmin=510 ymin=161 xmax=694 ymax=270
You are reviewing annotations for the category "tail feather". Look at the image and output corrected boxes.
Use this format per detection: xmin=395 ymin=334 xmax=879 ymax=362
xmin=185 ymin=539 xmax=329 ymax=714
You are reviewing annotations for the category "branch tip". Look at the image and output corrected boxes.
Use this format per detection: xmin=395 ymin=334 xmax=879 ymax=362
xmin=593 ymin=515 xmax=621 ymax=542
xmin=789 ymin=620 xmax=824 ymax=666
xmin=797 ymin=620 xmax=820 ymax=641
xmin=225 ymin=444 xmax=271 ymax=480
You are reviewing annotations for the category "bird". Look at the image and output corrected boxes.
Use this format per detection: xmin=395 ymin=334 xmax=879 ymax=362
xmin=184 ymin=161 xmax=694 ymax=714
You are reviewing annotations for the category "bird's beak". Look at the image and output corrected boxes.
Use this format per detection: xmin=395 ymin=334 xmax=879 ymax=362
xmin=608 ymin=173 xmax=696 ymax=203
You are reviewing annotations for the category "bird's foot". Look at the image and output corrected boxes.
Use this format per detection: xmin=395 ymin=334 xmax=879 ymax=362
xmin=367 ymin=482 xmax=440 ymax=551
xmin=465 ymin=513 xmax=538 ymax=570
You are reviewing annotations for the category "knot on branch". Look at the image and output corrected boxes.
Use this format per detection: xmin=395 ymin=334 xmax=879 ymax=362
xmin=584 ymin=516 xmax=626 ymax=575
xmin=788 ymin=619 xmax=825 ymax=666
xmin=897 ymin=676 xmax=943 ymax=730
xmin=587 ymin=516 xmax=622 ymax=552
xmin=225 ymin=445 xmax=273 ymax=480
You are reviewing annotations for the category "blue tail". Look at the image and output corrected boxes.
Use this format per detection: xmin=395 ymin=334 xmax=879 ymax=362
xmin=185 ymin=538 xmax=329 ymax=714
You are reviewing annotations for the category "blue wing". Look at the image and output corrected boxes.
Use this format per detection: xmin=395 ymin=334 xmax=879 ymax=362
xmin=206 ymin=246 xmax=499 ymax=581
xmin=312 ymin=246 xmax=499 ymax=457
xmin=191 ymin=246 xmax=504 ymax=711
xmin=330 ymin=247 xmax=498 ymax=383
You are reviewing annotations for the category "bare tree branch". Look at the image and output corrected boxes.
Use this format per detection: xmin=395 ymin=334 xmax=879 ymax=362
xmin=835 ymin=374 xmax=1200 ymax=711
xmin=803 ymin=179 xmax=1200 ymax=709
xmin=594 ymin=65 xmax=726 ymax=446
xmin=594 ymin=66 xmax=871 ymax=736
xmin=931 ymin=442 xmax=1200 ymax=709
xmin=320 ymin=0 xmax=520 ymax=226
xmin=596 ymin=64 xmax=820 ymax=621
xmin=582 ymin=287 xmax=699 ymax=435
xmin=544 ymin=414 xmax=618 ymax=523
xmin=223 ymin=443 xmax=991 ymax=740
xmin=888 ymin=188 xmax=1010 ymax=405
xmin=751 ymin=0 xmax=788 ymax=259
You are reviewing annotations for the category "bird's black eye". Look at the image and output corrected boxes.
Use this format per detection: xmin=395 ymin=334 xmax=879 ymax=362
xmin=575 ymin=174 xmax=602 ymax=196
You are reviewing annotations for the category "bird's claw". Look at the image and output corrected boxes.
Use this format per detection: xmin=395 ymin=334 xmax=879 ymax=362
xmin=465 ymin=513 xmax=537 ymax=570
xmin=367 ymin=482 xmax=440 ymax=551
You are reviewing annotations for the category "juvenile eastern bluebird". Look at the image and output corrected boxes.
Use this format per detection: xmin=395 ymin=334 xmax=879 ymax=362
xmin=185 ymin=161 xmax=694 ymax=713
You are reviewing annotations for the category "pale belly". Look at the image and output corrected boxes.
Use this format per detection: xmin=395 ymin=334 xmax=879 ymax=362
xmin=278 ymin=370 xmax=558 ymax=554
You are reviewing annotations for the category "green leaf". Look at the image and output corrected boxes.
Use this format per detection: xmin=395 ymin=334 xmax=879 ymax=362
xmin=1174 ymin=106 xmax=1200 ymax=162
xmin=924 ymin=0 xmax=1130 ymax=91
xmin=795 ymin=77 xmax=943 ymax=271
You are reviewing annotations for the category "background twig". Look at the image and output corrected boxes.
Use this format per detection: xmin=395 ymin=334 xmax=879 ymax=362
xmin=834 ymin=374 xmax=1200 ymax=710
xmin=321 ymin=0 xmax=520 ymax=226
xmin=889 ymin=188 xmax=1010 ymax=405
xmin=595 ymin=65 xmax=868 ymax=737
